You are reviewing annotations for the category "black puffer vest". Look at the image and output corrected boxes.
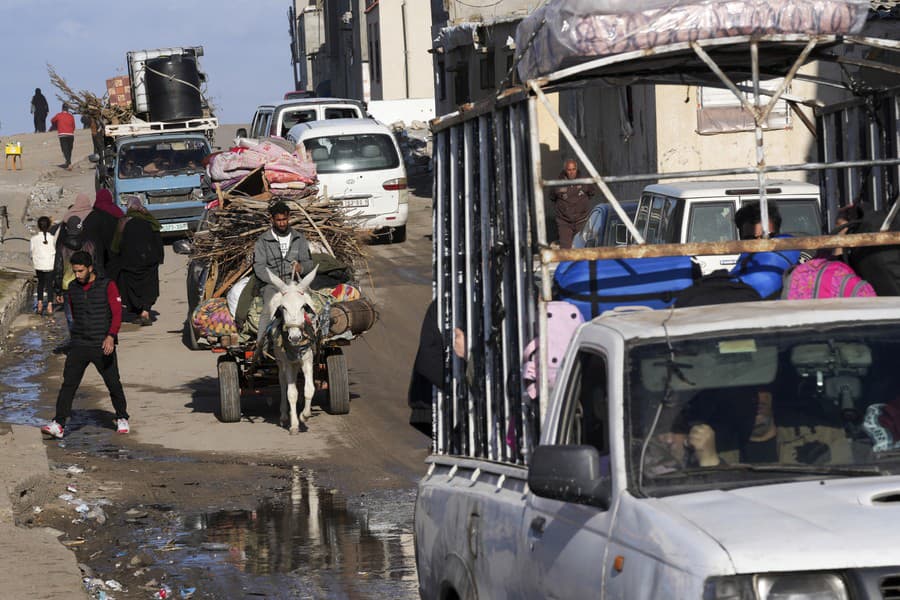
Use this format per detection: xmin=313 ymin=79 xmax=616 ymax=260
xmin=68 ymin=276 xmax=112 ymax=347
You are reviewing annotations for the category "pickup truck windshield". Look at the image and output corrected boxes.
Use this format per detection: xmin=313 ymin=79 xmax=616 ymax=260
xmin=119 ymin=139 xmax=209 ymax=179
xmin=628 ymin=323 xmax=900 ymax=495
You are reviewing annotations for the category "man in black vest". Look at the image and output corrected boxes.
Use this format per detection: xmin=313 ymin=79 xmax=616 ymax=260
xmin=41 ymin=251 xmax=130 ymax=439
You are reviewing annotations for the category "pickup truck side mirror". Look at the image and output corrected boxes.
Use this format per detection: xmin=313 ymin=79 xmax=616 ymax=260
xmin=235 ymin=128 xmax=247 ymax=138
xmin=88 ymin=153 xmax=100 ymax=163
xmin=528 ymin=445 xmax=611 ymax=510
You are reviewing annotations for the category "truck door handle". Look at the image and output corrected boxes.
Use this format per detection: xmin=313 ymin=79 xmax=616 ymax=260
xmin=530 ymin=516 xmax=546 ymax=535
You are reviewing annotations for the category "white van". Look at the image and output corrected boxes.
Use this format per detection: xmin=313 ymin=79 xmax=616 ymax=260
xmin=635 ymin=180 xmax=822 ymax=274
xmin=241 ymin=98 xmax=367 ymax=140
xmin=290 ymin=118 xmax=409 ymax=242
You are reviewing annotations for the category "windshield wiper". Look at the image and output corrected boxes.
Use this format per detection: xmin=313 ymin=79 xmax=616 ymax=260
xmin=653 ymin=463 xmax=882 ymax=478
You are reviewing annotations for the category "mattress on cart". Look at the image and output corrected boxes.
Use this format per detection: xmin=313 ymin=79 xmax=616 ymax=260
xmin=515 ymin=0 xmax=870 ymax=81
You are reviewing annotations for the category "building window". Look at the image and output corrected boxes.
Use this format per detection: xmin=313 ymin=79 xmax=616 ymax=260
xmin=437 ymin=60 xmax=446 ymax=101
xmin=697 ymin=78 xmax=791 ymax=134
xmin=454 ymin=63 xmax=470 ymax=106
xmin=374 ymin=37 xmax=382 ymax=84
xmin=479 ymin=50 xmax=495 ymax=90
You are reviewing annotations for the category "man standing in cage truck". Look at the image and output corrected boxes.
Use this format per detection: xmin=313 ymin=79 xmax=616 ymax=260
xmin=41 ymin=251 xmax=130 ymax=440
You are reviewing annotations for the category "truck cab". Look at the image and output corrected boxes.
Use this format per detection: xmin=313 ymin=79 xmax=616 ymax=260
xmin=94 ymin=130 xmax=212 ymax=236
xmin=633 ymin=180 xmax=822 ymax=273
xmin=417 ymin=299 xmax=900 ymax=599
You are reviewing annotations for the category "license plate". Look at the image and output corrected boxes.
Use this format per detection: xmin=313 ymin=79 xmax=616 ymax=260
xmin=340 ymin=198 xmax=369 ymax=208
xmin=161 ymin=222 xmax=189 ymax=232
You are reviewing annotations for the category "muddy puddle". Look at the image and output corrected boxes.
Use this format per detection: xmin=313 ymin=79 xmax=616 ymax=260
xmin=0 ymin=317 xmax=419 ymax=599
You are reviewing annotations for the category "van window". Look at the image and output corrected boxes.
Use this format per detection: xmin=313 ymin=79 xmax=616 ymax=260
xmin=325 ymin=107 xmax=359 ymax=119
xmin=303 ymin=133 xmax=399 ymax=173
xmin=687 ymin=202 xmax=736 ymax=243
xmin=280 ymin=109 xmax=317 ymax=136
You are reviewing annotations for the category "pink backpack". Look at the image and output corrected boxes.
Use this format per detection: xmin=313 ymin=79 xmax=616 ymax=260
xmin=522 ymin=301 xmax=585 ymax=400
xmin=784 ymin=257 xmax=876 ymax=299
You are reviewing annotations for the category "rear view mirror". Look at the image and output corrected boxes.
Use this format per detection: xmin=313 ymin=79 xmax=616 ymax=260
xmin=172 ymin=239 xmax=194 ymax=255
xmin=235 ymin=128 xmax=247 ymax=138
xmin=88 ymin=153 xmax=100 ymax=163
xmin=613 ymin=223 xmax=628 ymax=245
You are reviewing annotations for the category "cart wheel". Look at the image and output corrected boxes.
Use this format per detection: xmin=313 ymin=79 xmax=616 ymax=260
xmin=326 ymin=351 xmax=350 ymax=415
xmin=218 ymin=358 xmax=241 ymax=422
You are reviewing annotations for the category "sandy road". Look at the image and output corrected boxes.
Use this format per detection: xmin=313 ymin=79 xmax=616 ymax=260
xmin=0 ymin=125 xmax=434 ymax=597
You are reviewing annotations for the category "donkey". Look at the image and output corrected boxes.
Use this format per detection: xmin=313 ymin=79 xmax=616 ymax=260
xmin=264 ymin=265 xmax=319 ymax=434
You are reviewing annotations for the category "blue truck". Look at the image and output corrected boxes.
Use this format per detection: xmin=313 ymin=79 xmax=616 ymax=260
xmin=91 ymin=47 xmax=216 ymax=236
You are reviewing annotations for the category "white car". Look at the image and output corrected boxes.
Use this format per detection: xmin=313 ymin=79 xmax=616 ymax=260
xmin=290 ymin=118 xmax=409 ymax=242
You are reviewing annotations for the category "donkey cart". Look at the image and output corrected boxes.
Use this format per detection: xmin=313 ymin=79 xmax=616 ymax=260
xmin=215 ymin=340 xmax=350 ymax=423
xmin=213 ymin=296 xmax=377 ymax=424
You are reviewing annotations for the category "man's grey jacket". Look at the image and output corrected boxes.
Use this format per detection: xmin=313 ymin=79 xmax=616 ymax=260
xmin=253 ymin=228 xmax=314 ymax=288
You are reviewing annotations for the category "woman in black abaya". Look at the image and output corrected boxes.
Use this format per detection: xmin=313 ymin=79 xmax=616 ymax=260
xmin=113 ymin=197 xmax=163 ymax=326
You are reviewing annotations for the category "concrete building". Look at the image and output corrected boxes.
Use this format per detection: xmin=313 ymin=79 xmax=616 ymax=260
xmin=289 ymin=0 xmax=369 ymax=100
xmin=430 ymin=0 xmax=542 ymax=115
xmin=365 ymin=1 xmax=433 ymax=101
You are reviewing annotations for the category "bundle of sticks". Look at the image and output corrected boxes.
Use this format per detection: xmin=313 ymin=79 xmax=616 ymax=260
xmin=191 ymin=193 xmax=369 ymax=299
xmin=48 ymin=64 xmax=133 ymax=125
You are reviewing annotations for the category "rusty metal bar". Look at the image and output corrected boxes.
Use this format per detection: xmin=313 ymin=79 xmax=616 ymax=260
xmin=543 ymin=231 xmax=900 ymax=263
xmin=759 ymin=39 xmax=817 ymax=124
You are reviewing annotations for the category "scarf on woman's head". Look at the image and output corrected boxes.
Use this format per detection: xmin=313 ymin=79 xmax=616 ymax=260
xmin=63 ymin=193 xmax=93 ymax=223
xmin=111 ymin=196 xmax=161 ymax=254
xmin=94 ymin=189 xmax=125 ymax=219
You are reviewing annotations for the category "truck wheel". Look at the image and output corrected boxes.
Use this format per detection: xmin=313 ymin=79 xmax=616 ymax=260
xmin=391 ymin=225 xmax=407 ymax=243
xmin=326 ymin=351 xmax=350 ymax=415
xmin=218 ymin=358 xmax=241 ymax=422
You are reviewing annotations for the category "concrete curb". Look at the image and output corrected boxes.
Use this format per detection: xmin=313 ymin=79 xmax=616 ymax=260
xmin=0 ymin=274 xmax=32 ymax=342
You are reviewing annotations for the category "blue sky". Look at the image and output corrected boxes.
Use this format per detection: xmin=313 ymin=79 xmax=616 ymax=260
xmin=0 ymin=0 xmax=296 ymax=136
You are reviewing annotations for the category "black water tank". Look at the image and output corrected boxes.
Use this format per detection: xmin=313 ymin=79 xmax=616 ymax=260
xmin=145 ymin=55 xmax=203 ymax=122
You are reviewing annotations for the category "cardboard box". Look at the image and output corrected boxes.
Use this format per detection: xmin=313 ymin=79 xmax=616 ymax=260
xmin=106 ymin=76 xmax=132 ymax=108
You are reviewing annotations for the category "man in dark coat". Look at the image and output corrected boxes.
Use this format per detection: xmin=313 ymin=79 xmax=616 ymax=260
xmin=31 ymin=88 xmax=49 ymax=133
xmin=552 ymin=158 xmax=597 ymax=249
xmin=41 ymin=251 xmax=130 ymax=439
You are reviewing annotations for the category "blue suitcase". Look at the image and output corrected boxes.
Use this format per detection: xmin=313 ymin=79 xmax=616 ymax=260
xmin=554 ymin=256 xmax=698 ymax=320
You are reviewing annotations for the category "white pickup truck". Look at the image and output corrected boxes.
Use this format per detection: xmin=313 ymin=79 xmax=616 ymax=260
xmin=416 ymin=6 xmax=900 ymax=598
xmin=415 ymin=298 xmax=900 ymax=599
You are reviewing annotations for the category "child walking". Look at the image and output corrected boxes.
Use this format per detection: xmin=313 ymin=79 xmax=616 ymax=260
xmin=30 ymin=216 xmax=57 ymax=315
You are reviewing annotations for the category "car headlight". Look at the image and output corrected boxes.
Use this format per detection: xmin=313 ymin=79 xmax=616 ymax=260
xmin=705 ymin=573 xmax=849 ymax=600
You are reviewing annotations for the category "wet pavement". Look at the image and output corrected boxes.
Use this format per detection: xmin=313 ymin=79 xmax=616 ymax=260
xmin=0 ymin=316 xmax=419 ymax=599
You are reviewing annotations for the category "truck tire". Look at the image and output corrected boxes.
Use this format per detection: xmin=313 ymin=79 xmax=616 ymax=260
xmin=391 ymin=225 xmax=407 ymax=243
xmin=218 ymin=358 xmax=241 ymax=422
xmin=326 ymin=351 xmax=350 ymax=415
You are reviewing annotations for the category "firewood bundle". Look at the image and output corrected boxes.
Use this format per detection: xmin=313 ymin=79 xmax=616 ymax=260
xmin=190 ymin=192 xmax=369 ymax=299
xmin=47 ymin=64 xmax=132 ymax=125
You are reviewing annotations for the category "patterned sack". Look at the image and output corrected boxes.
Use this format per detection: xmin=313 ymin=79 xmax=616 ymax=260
xmin=330 ymin=283 xmax=361 ymax=302
xmin=192 ymin=297 xmax=238 ymax=338
xmin=783 ymin=257 xmax=876 ymax=300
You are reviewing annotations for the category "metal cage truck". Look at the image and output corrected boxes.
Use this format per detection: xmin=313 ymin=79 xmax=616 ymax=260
xmin=91 ymin=46 xmax=217 ymax=236
xmin=414 ymin=0 xmax=900 ymax=598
